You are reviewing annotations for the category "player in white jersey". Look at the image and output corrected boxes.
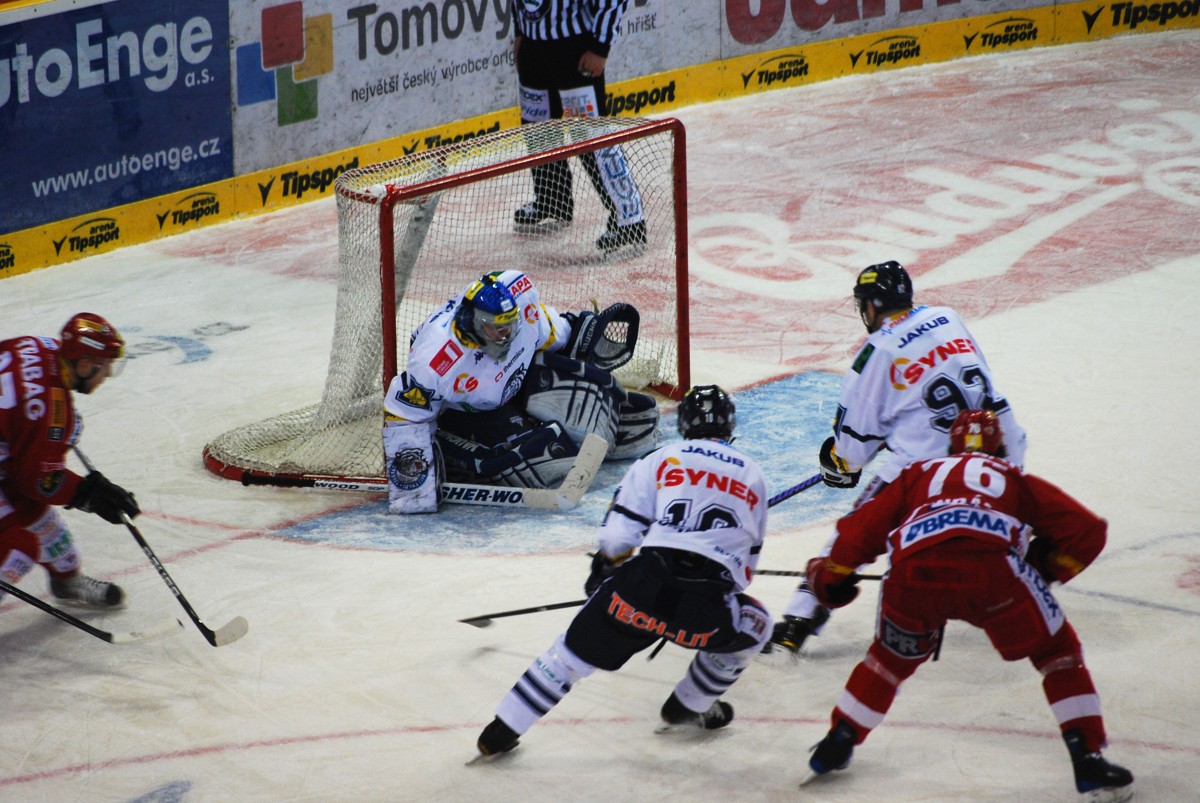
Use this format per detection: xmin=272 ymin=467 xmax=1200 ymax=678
xmin=475 ymin=386 xmax=773 ymax=757
xmin=383 ymin=269 xmax=658 ymax=513
xmin=764 ymin=261 xmax=1028 ymax=656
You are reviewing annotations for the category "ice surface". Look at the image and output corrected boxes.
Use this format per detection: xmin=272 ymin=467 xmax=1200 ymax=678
xmin=0 ymin=31 xmax=1197 ymax=802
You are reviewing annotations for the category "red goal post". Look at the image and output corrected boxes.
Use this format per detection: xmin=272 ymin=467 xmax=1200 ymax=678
xmin=203 ymin=116 xmax=690 ymax=486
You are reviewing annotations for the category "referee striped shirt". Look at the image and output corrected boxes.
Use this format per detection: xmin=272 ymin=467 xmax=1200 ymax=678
xmin=512 ymin=0 xmax=630 ymax=55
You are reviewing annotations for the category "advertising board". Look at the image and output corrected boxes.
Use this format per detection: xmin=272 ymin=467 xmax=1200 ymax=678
xmin=0 ymin=0 xmax=232 ymax=237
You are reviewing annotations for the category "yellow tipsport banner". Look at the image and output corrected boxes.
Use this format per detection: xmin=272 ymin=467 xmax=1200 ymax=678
xmin=4 ymin=0 xmax=1196 ymax=279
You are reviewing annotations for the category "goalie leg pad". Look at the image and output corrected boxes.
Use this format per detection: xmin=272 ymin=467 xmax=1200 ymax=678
xmin=521 ymin=351 xmax=623 ymax=452
xmin=384 ymin=422 xmax=440 ymax=514
xmin=612 ymin=391 xmax=660 ymax=460
xmin=437 ymin=421 xmax=580 ymax=489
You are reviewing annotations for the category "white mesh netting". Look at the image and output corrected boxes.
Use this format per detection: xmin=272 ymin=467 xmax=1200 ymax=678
xmin=204 ymin=116 xmax=687 ymax=482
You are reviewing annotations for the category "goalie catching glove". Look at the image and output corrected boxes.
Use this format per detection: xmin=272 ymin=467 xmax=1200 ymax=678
xmin=68 ymin=471 xmax=140 ymax=524
xmin=563 ymin=303 xmax=639 ymax=372
xmin=805 ymin=555 xmax=861 ymax=608
xmin=819 ymin=436 xmax=861 ymax=489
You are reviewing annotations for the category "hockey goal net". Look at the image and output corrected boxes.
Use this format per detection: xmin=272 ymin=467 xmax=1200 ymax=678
xmin=203 ymin=116 xmax=690 ymax=485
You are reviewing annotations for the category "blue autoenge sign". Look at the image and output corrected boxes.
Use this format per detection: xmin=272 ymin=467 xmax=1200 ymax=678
xmin=0 ymin=0 xmax=232 ymax=235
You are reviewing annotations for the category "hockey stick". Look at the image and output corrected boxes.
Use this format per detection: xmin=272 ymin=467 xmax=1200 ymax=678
xmin=454 ymin=572 xmax=886 ymax=629
xmin=755 ymin=569 xmax=883 ymax=580
xmin=240 ymin=433 xmax=609 ymax=511
xmin=73 ymin=448 xmax=250 ymax=647
xmin=0 ymin=577 xmax=183 ymax=645
xmin=460 ymin=471 xmax=827 ymax=627
xmin=458 ymin=599 xmax=587 ymax=628
xmin=116 ymin=512 xmax=249 ymax=647
xmin=767 ymin=472 xmax=824 ymax=508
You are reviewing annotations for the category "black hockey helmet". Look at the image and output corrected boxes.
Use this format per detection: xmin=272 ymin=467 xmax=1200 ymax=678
xmin=677 ymin=385 xmax=736 ymax=441
xmin=853 ymin=261 xmax=913 ymax=328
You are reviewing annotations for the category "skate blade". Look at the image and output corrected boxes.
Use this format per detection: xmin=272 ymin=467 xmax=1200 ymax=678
xmin=753 ymin=644 xmax=803 ymax=668
xmin=1082 ymin=786 xmax=1134 ymax=803
xmin=465 ymin=749 xmax=514 ymax=766
xmin=798 ymin=768 xmax=821 ymax=787
xmin=514 ymin=219 xmax=571 ymax=235
xmin=654 ymin=720 xmax=704 ymax=735
xmin=601 ymin=242 xmax=646 ymax=262
xmin=799 ymin=764 xmax=845 ymax=787
xmin=54 ymin=598 xmax=127 ymax=612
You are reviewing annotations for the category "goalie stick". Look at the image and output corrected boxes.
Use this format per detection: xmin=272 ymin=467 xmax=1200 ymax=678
xmin=73 ymin=448 xmax=250 ymax=648
xmin=0 ymin=577 xmax=183 ymax=645
xmin=241 ymin=433 xmax=609 ymax=512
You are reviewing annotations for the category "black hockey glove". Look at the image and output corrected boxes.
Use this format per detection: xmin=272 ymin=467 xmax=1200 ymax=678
xmin=584 ymin=551 xmax=622 ymax=596
xmin=1024 ymin=537 xmax=1082 ymax=585
xmin=819 ymin=436 xmax=861 ymax=489
xmin=69 ymin=471 xmax=140 ymax=524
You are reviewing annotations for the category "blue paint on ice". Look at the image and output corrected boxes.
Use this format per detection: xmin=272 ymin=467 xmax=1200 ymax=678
xmin=277 ymin=372 xmax=864 ymax=553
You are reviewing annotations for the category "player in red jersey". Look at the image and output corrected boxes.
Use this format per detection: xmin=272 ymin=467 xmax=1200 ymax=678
xmin=802 ymin=409 xmax=1133 ymax=801
xmin=0 ymin=313 xmax=140 ymax=608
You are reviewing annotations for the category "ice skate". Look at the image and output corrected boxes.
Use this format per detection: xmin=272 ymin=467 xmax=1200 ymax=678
xmin=800 ymin=720 xmax=858 ymax=785
xmin=50 ymin=574 xmax=125 ymax=608
xmin=469 ymin=716 xmax=520 ymax=763
xmin=597 ymin=220 xmax=646 ymax=258
xmin=513 ymin=200 xmax=572 ymax=233
xmin=758 ymin=607 xmax=830 ymax=664
xmin=655 ymin=692 xmax=733 ymax=733
xmin=1066 ymin=729 xmax=1134 ymax=802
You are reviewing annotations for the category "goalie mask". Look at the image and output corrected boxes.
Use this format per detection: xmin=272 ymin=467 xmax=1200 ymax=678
xmin=677 ymin=385 xmax=736 ymax=442
xmin=949 ymin=409 xmax=1006 ymax=458
xmin=60 ymin=312 xmax=126 ymax=376
xmin=854 ymin=260 xmax=913 ymax=331
xmin=454 ymin=273 xmax=521 ymax=360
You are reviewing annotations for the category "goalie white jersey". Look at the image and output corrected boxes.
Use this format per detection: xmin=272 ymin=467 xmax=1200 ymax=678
xmin=832 ymin=304 xmax=1027 ymax=483
xmin=383 ymin=270 xmax=569 ymax=430
xmin=597 ymin=437 xmax=768 ymax=592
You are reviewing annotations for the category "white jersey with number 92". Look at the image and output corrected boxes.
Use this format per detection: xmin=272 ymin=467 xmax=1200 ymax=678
xmin=832 ymin=304 xmax=1027 ymax=483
